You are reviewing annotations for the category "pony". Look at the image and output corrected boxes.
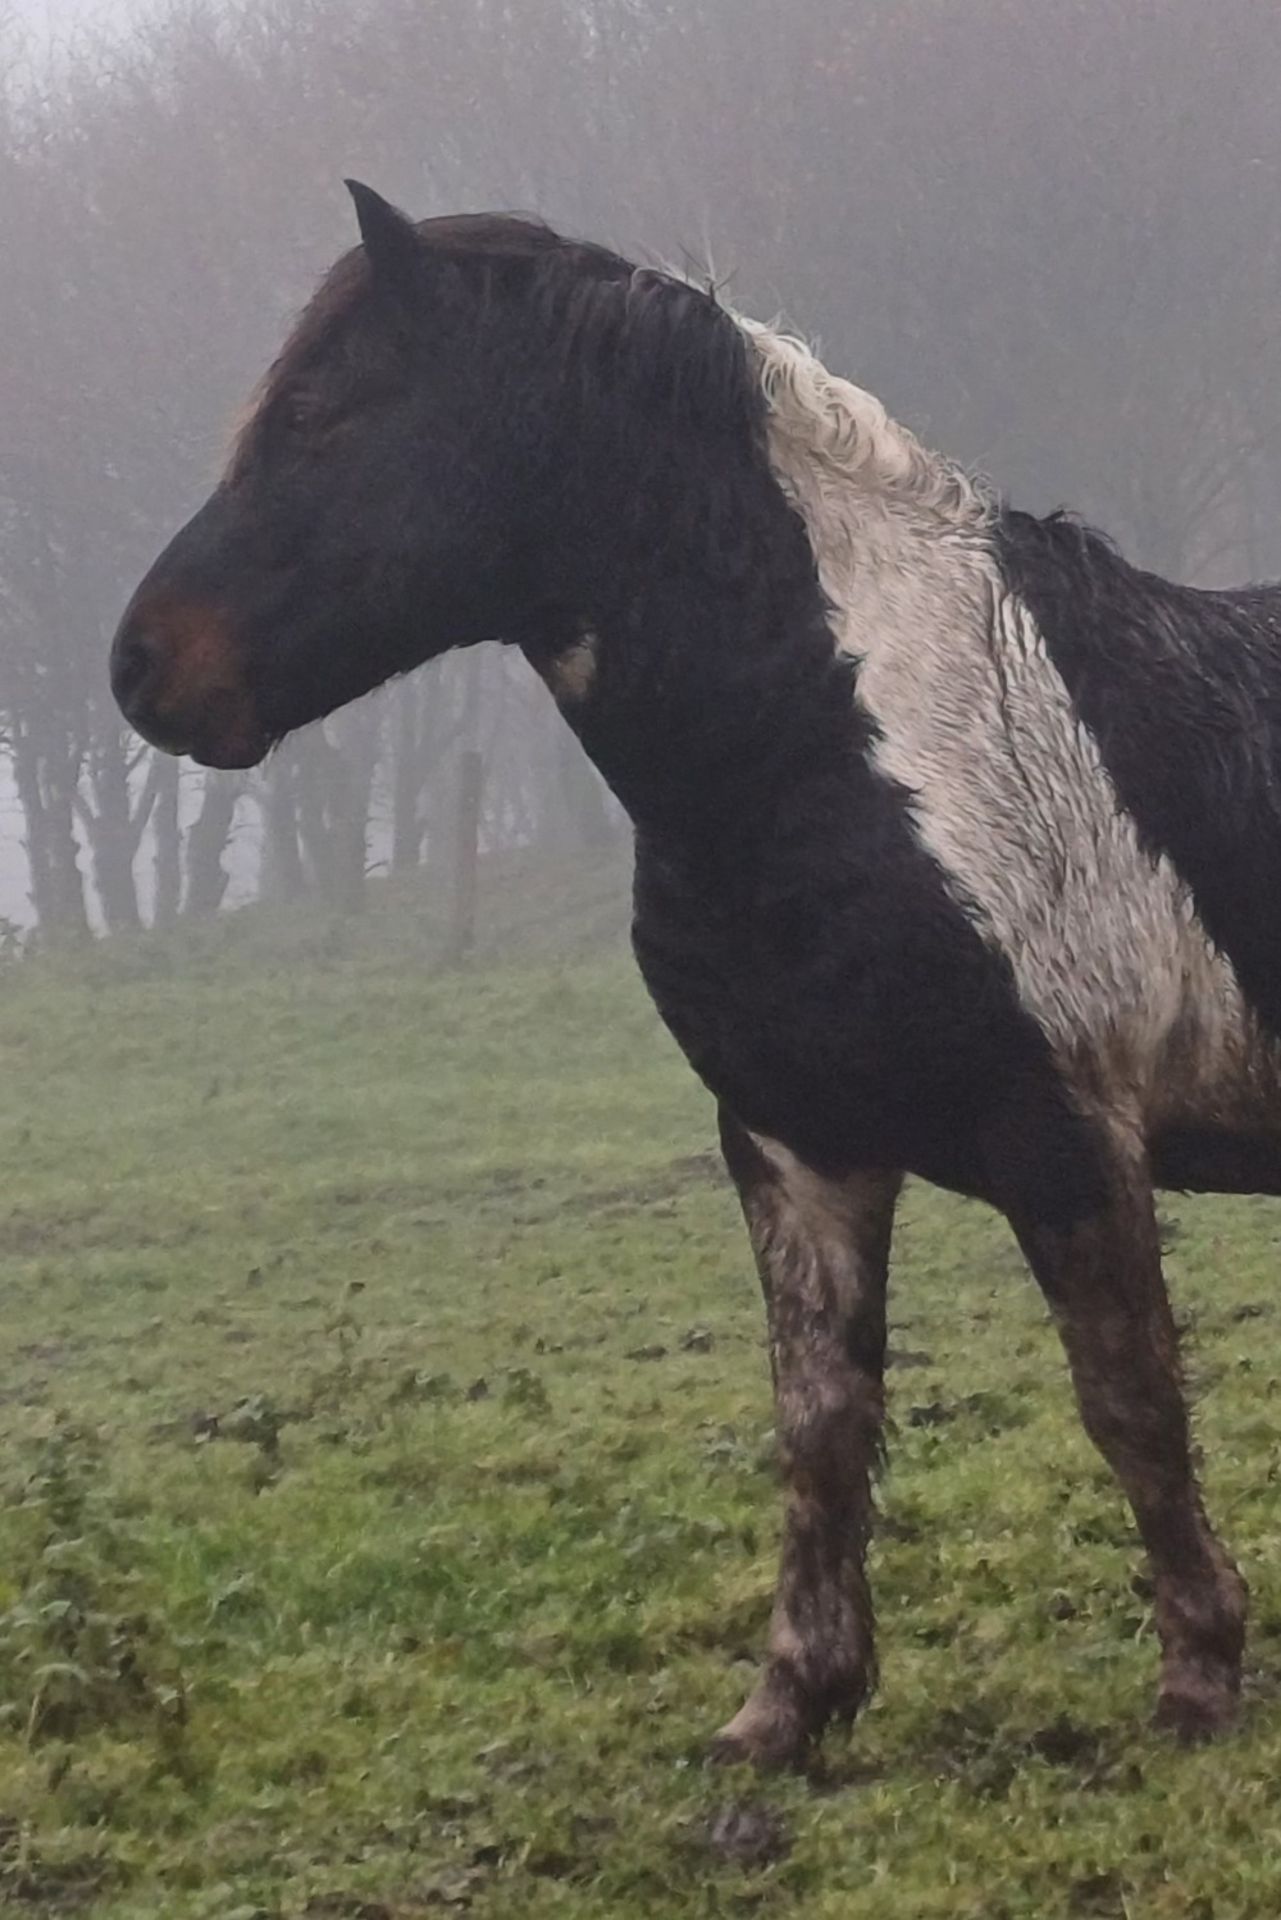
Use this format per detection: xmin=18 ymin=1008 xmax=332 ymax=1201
xmin=110 ymin=182 xmax=1281 ymax=1768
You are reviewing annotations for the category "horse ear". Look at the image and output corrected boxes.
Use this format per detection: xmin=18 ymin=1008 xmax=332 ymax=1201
xmin=345 ymin=179 xmax=420 ymax=292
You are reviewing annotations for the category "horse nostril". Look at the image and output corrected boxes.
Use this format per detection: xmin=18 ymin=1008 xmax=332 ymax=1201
xmin=111 ymin=628 xmax=162 ymax=713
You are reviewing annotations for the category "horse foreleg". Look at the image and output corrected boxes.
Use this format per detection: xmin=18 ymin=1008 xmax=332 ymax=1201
xmin=713 ymin=1109 xmax=901 ymax=1768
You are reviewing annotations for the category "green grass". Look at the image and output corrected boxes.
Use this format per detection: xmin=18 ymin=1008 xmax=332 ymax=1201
xmin=4 ymin=884 xmax=1281 ymax=1916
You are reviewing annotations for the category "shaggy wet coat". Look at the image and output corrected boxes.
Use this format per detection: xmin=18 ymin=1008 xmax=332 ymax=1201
xmin=110 ymin=185 xmax=1281 ymax=1765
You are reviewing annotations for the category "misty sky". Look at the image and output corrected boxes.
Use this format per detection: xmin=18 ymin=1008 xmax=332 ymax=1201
xmin=14 ymin=0 xmax=137 ymax=45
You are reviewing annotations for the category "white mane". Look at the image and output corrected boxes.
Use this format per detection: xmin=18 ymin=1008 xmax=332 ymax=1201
xmin=737 ymin=317 xmax=990 ymax=531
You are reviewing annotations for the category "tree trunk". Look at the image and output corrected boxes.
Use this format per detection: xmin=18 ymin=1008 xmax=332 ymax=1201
xmin=82 ymin=732 xmax=143 ymax=934
xmin=183 ymin=771 xmax=241 ymax=919
xmin=444 ymin=748 xmax=484 ymax=966
xmin=320 ymin=738 xmax=365 ymax=915
xmin=152 ymin=756 xmax=182 ymax=928
xmin=11 ymin=719 xmax=90 ymax=944
xmin=259 ymin=759 xmax=308 ymax=906
xmin=43 ymin=755 xmax=91 ymax=942
xmin=390 ymin=680 xmax=425 ymax=874
xmin=328 ymin=701 xmax=382 ymax=915
xmin=290 ymin=715 xmax=379 ymax=915
xmin=11 ymin=726 xmax=57 ymax=935
xmin=294 ymin=733 xmax=332 ymax=899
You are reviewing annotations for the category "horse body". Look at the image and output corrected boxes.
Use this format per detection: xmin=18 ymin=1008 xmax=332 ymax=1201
xmin=110 ymin=185 xmax=1281 ymax=1765
xmin=598 ymin=319 xmax=1281 ymax=1207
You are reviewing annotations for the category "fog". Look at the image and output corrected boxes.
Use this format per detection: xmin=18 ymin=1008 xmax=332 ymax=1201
xmin=3 ymin=0 xmax=1280 ymax=943
xmin=19 ymin=0 xmax=128 ymax=24
xmin=11 ymin=0 xmax=144 ymax=55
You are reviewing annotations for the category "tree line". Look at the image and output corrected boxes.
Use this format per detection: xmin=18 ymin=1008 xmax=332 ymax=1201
xmin=3 ymin=0 xmax=1280 ymax=941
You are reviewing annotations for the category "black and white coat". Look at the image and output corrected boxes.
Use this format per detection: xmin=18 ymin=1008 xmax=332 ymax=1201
xmin=112 ymin=195 xmax=1281 ymax=1765
xmin=536 ymin=306 xmax=1277 ymax=1764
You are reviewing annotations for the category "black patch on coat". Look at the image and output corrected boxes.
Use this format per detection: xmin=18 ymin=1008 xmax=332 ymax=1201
xmin=997 ymin=509 xmax=1281 ymax=1038
xmin=1151 ymin=1126 xmax=1281 ymax=1196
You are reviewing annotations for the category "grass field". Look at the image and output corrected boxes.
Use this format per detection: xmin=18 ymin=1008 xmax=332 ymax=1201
xmin=4 ymin=875 xmax=1281 ymax=1917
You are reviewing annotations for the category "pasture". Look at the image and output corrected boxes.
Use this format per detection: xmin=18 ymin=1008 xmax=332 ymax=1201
xmin=2 ymin=874 xmax=1281 ymax=1918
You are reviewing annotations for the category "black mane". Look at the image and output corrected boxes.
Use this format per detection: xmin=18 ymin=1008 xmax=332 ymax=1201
xmin=235 ymin=210 xmax=763 ymax=484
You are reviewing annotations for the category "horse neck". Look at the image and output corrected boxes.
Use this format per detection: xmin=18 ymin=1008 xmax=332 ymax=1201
xmin=512 ymin=294 xmax=1002 ymax=865
xmin=522 ymin=366 xmax=989 ymax=856
xmin=521 ymin=489 xmax=856 ymax=858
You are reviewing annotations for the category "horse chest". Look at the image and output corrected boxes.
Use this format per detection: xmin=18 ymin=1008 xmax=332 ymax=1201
xmin=632 ymin=845 xmax=971 ymax=1176
xmin=630 ymin=830 xmax=1089 ymax=1200
xmin=634 ymin=907 xmax=835 ymax=1131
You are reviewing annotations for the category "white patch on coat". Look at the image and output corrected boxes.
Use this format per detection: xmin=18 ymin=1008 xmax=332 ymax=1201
xmin=741 ymin=319 xmax=1275 ymax=1131
xmin=738 ymin=317 xmax=987 ymax=531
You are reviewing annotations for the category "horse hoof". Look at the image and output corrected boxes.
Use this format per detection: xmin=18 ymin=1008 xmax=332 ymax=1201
xmin=708 ymin=1692 xmax=812 ymax=1772
xmin=1153 ymin=1682 xmax=1238 ymax=1746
